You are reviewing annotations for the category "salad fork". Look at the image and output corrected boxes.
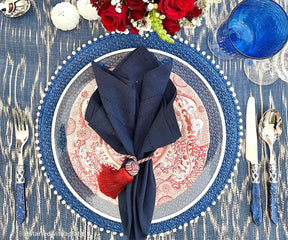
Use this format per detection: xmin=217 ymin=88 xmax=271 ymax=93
xmin=12 ymin=109 xmax=29 ymax=224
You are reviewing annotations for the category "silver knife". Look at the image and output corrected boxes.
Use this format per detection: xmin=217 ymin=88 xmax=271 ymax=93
xmin=246 ymin=96 xmax=262 ymax=225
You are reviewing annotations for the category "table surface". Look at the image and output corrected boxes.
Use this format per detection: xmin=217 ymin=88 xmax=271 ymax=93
xmin=1 ymin=0 xmax=288 ymax=239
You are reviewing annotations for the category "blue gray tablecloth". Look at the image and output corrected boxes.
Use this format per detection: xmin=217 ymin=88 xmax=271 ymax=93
xmin=1 ymin=0 xmax=288 ymax=239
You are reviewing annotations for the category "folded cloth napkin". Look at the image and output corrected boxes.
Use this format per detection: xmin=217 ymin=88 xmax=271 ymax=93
xmin=85 ymin=46 xmax=181 ymax=240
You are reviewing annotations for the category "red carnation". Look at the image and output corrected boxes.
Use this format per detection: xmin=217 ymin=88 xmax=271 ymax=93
xmin=98 ymin=2 xmax=128 ymax=32
xmin=162 ymin=18 xmax=180 ymax=36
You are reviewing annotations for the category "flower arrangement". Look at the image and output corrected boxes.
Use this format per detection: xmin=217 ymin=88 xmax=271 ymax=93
xmin=90 ymin=0 xmax=220 ymax=43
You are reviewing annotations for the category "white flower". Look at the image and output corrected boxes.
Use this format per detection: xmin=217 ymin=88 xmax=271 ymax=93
xmin=147 ymin=3 xmax=154 ymax=11
xmin=191 ymin=119 xmax=203 ymax=136
xmin=131 ymin=17 xmax=152 ymax=35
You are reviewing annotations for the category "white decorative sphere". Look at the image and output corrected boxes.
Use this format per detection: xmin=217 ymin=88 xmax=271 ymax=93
xmin=77 ymin=0 xmax=100 ymax=21
xmin=50 ymin=2 xmax=80 ymax=31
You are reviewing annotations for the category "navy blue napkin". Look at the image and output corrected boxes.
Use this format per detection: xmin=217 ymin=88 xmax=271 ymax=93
xmin=85 ymin=46 xmax=181 ymax=240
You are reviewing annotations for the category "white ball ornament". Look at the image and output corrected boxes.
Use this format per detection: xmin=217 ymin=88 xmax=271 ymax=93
xmin=77 ymin=0 xmax=100 ymax=21
xmin=50 ymin=2 xmax=80 ymax=31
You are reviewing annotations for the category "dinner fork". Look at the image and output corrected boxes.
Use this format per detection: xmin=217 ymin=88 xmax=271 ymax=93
xmin=12 ymin=109 xmax=29 ymax=224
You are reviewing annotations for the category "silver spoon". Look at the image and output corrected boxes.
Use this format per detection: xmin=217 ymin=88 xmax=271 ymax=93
xmin=0 ymin=0 xmax=30 ymax=18
xmin=258 ymin=109 xmax=283 ymax=224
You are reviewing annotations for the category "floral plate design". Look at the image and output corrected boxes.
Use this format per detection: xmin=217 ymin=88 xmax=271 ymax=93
xmin=66 ymin=71 xmax=210 ymax=206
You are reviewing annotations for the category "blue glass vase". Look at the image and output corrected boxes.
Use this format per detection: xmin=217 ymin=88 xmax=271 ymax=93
xmin=209 ymin=0 xmax=288 ymax=59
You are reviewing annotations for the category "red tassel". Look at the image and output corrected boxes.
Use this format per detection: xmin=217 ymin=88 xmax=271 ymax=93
xmin=97 ymin=164 xmax=134 ymax=199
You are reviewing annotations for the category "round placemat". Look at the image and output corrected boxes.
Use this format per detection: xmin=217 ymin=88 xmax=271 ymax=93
xmin=36 ymin=32 xmax=242 ymax=236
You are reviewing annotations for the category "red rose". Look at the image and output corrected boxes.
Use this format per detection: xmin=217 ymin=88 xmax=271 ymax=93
xmin=185 ymin=4 xmax=202 ymax=21
xmin=130 ymin=9 xmax=145 ymax=20
xmin=128 ymin=9 xmax=146 ymax=34
xmin=125 ymin=0 xmax=147 ymax=11
xmin=98 ymin=2 xmax=128 ymax=32
xmin=162 ymin=18 xmax=180 ymax=36
xmin=158 ymin=0 xmax=196 ymax=21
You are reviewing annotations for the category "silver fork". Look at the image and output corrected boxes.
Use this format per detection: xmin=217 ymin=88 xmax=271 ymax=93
xmin=12 ymin=109 xmax=29 ymax=224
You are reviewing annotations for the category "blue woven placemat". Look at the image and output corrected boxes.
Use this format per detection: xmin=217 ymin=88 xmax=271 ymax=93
xmin=37 ymin=32 xmax=241 ymax=235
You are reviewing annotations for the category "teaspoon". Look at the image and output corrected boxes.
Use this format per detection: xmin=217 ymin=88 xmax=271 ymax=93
xmin=258 ymin=109 xmax=283 ymax=224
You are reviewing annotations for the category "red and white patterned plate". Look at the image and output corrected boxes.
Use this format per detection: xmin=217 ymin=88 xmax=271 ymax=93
xmin=66 ymin=71 xmax=210 ymax=206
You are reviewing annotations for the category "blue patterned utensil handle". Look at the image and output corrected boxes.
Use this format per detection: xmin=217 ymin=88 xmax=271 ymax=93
xmin=16 ymin=165 xmax=25 ymax=224
xmin=251 ymin=164 xmax=262 ymax=225
xmin=268 ymin=163 xmax=278 ymax=224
